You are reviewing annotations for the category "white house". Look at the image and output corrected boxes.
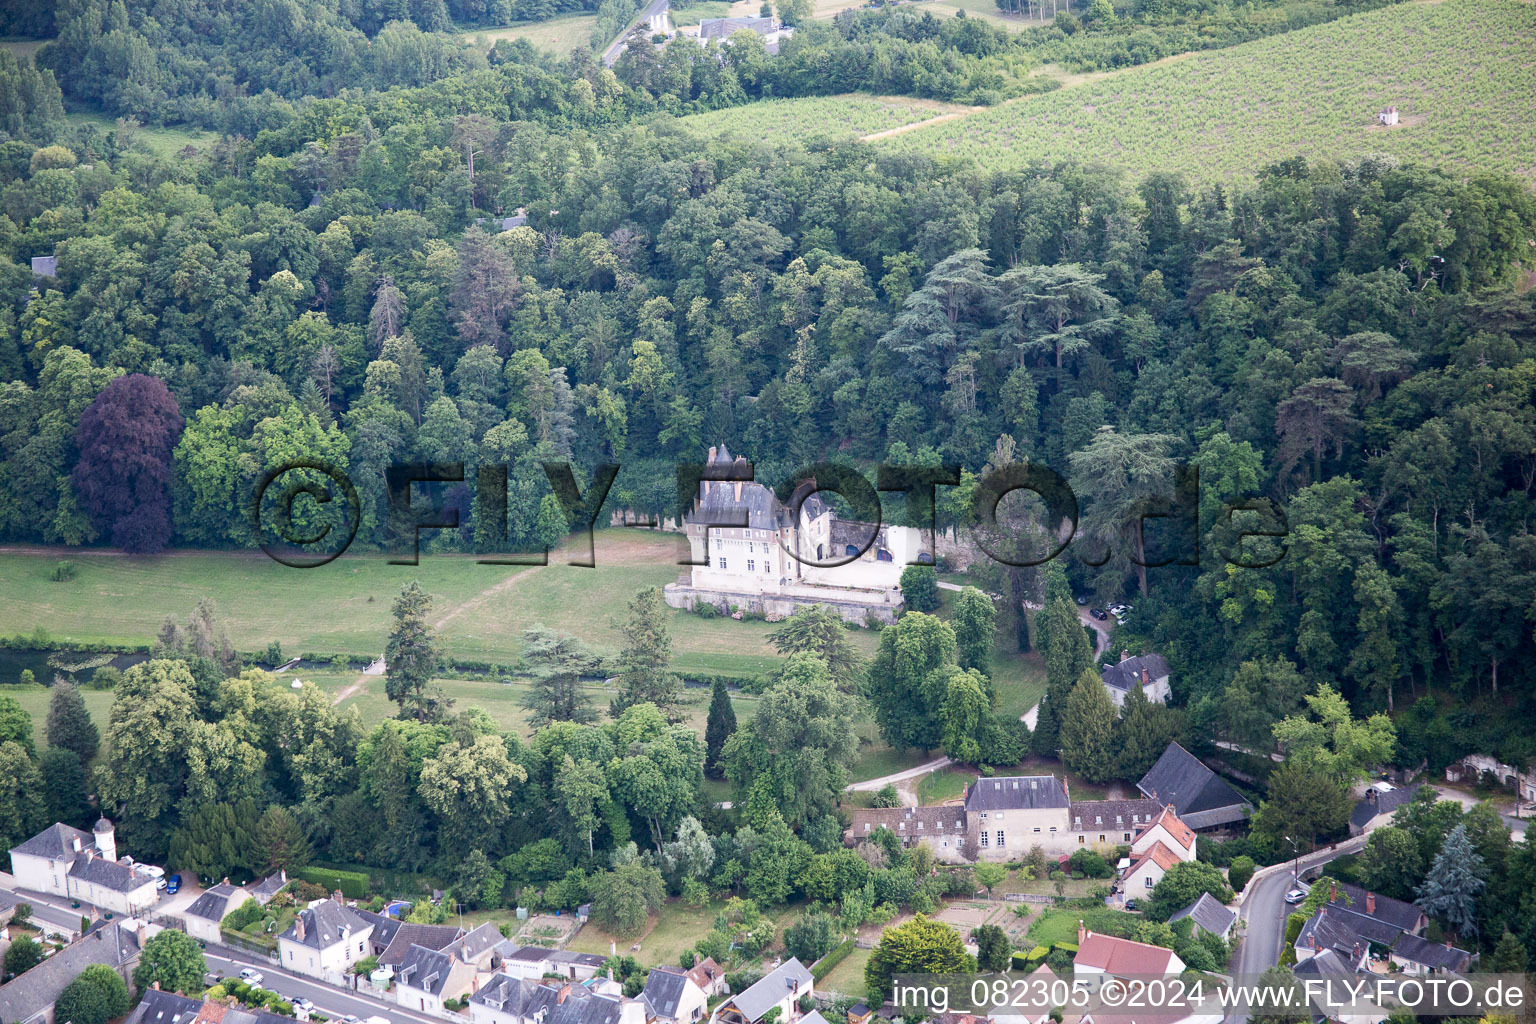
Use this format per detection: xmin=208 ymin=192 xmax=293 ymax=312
xmin=1073 ymin=927 xmax=1184 ymax=988
xmin=711 ymin=958 xmax=812 ymax=1024
xmin=1101 ymin=653 xmax=1172 ymax=707
xmin=7 ymin=819 xmax=159 ymax=918
xmin=182 ymin=882 xmax=253 ymax=945
xmin=1130 ymin=807 xmax=1197 ymax=864
xmin=641 ymin=967 xmax=709 ymax=1024
xmin=497 ymin=947 xmax=608 ymax=982
xmin=0 ymin=922 xmax=141 ymax=1024
xmin=277 ymin=900 xmax=374 ymax=982
xmin=395 ymin=943 xmax=475 ymax=1015
xmin=1121 ymin=841 xmax=1182 ymax=894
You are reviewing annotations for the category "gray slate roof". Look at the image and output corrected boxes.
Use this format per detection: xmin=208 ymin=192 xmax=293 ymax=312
xmin=552 ymin=992 xmax=626 ymax=1024
xmin=1350 ymin=785 xmax=1429 ymax=830
xmin=1296 ymin=903 xmax=1401 ymax=956
xmin=1137 ymin=743 xmax=1250 ymax=827
xmin=964 ymin=775 xmax=1070 ymax=812
xmin=642 ymin=967 xmax=691 ymax=1018
xmin=396 ymin=943 xmax=459 ymax=996
xmin=1167 ymin=892 xmax=1235 ymax=938
xmin=1390 ymin=933 xmax=1471 ymax=972
xmin=724 ymin=958 xmax=811 ymax=1023
xmin=126 ymin=990 xmax=204 ymax=1024
xmin=280 ymin=899 xmax=372 ymax=950
xmin=1102 ymin=654 xmax=1170 ymax=692
xmin=185 ymin=882 xmax=247 ymax=922
xmin=1333 ymin=882 xmax=1423 ymax=933
xmin=0 ymin=923 xmax=141 ymax=1024
xmin=251 ymin=871 xmax=289 ymax=899
xmin=455 ymin=921 xmax=505 ymax=961
xmin=1069 ymin=798 xmax=1164 ymax=830
xmin=378 ymin=922 xmax=463 ymax=965
xmin=9 ymin=822 xmax=94 ymax=859
xmin=69 ymin=852 xmax=158 ymax=893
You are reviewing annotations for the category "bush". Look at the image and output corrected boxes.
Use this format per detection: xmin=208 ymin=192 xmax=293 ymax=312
xmin=1068 ymin=849 xmax=1114 ymax=879
xmin=297 ymin=866 xmax=369 ymax=899
xmin=871 ymin=784 xmax=901 ymax=808
xmin=785 ymin=911 xmax=839 ymax=964
xmin=693 ymin=601 xmax=718 ymax=618
xmin=1228 ymin=856 xmax=1255 ymax=892
xmin=899 ymin=565 xmax=940 ymax=612
xmin=813 ymin=939 xmax=856 ymax=982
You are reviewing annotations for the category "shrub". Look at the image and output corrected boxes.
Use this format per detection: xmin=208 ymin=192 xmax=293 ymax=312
xmin=51 ymin=560 xmax=76 ymax=581
xmin=296 ymin=866 xmax=369 ymax=899
xmin=785 ymin=911 xmax=839 ymax=964
xmin=813 ymin=939 xmax=855 ymax=982
xmin=899 ymin=565 xmax=939 ymax=612
xmin=1228 ymin=856 xmax=1256 ymax=892
xmin=694 ymin=602 xmax=718 ymax=619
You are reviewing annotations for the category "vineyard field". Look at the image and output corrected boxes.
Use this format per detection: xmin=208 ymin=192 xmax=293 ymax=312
xmin=680 ymin=94 xmax=974 ymax=141
xmin=876 ymin=0 xmax=1536 ymax=183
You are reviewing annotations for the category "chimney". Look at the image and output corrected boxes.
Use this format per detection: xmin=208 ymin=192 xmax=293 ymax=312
xmin=557 ymin=984 xmax=572 ymax=1004
xmin=280 ymin=869 xmax=287 ymax=882
xmin=1330 ymin=880 xmax=1337 ymax=903
xmin=334 ymin=890 xmax=344 ymax=904
xmin=1141 ymin=667 xmax=1150 ymax=687
xmin=1445 ymin=940 xmax=1453 ymax=951
xmin=1121 ymin=650 xmax=1131 ymax=662
xmin=152 ymin=982 xmax=161 ymax=991
xmin=1353 ymin=943 xmax=1361 ymax=961
xmin=296 ymin=914 xmax=306 ymax=942
xmin=1366 ymin=892 xmax=1376 ymax=915
xmin=1078 ymin=921 xmax=1086 ymax=945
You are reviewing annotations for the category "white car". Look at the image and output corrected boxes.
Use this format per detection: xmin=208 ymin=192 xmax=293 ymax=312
xmin=141 ymin=865 xmax=166 ymax=879
xmin=1284 ymin=888 xmax=1307 ymax=904
xmin=293 ymin=998 xmax=315 ymax=1012
xmin=240 ymin=969 xmax=265 ymax=985
xmin=156 ymin=878 xmax=168 ymax=891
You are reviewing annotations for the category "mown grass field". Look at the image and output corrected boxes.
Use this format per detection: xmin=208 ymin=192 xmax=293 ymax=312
xmin=63 ymin=110 xmax=212 ymax=157
xmin=878 ymin=0 xmax=1536 ymax=183
xmin=455 ymin=15 xmax=600 ymax=56
xmin=680 ymin=94 xmax=971 ymax=141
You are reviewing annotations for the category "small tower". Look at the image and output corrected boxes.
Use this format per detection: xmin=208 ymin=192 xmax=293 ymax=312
xmin=1378 ymin=106 xmax=1399 ymax=126
xmin=93 ymin=816 xmax=117 ymax=862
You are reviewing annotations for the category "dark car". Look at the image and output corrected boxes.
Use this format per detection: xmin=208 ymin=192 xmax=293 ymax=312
xmin=166 ymin=874 xmax=182 ymax=894
xmin=1074 ymin=594 xmax=1089 ymax=606
xmin=1090 ymin=607 xmax=1109 ymax=620
xmin=1124 ymin=899 xmax=1138 ymax=911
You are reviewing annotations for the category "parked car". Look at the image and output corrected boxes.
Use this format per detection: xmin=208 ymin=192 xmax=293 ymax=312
xmin=1124 ymin=899 xmax=1138 ymax=911
xmin=166 ymin=874 xmax=182 ymax=894
xmin=294 ymin=998 xmax=315 ymax=1012
xmin=336 ymin=1015 xmax=361 ymax=1024
xmin=1090 ymin=607 xmax=1109 ymax=620
xmin=1284 ymin=888 xmax=1307 ymax=905
xmin=156 ymin=878 xmax=168 ymax=891
xmin=141 ymin=865 xmax=166 ymax=879
xmin=240 ymin=969 xmax=264 ymax=985
xmin=1074 ymin=594 xmax=1089 ymax=606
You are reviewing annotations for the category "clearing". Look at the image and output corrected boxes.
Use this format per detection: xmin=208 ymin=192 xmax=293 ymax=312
xmin=680 ymin=94 xmax=977 ymax=142
xmin=454 ymin=15 xmax=600 ymax=56
xmin=876 ymin=0 xmax=1536 ymax=183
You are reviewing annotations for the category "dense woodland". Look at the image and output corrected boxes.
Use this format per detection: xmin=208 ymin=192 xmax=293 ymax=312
xmin=0 ymin=0 xmax=1533 ymax=975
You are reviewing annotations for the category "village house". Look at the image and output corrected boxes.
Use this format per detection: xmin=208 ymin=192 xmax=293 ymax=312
xmin=183 ymin=881 xmax=254 ymax=945
xmin=663 ymin=445 xmax=926 ymax=625
xmin=641 ymin=965 xmax=710 ymax=1024
xmin=497 ymin=946 xmax=610 ymax=982
xmin=684 ymin=957 xmax=728 ymax=999
xmin=1166 ymin=893 xmax=1236 ymax=941
xmin=1102 ymin=653 xmax=1172 ymax=707
xmin=964 ymin=775 xmax=1072 ymax=860
xmin=125 ymin=991 xmax=299 ymax=1024
xmin=249 ymin=870 xmax=290 ymax=905
xmin=1292 ymin=881 xmax=1467 ymax=976
xmin=1073 ymin=925 xmax=1184 ymax=987
xmin=451 ymin=922 xmax=510 ymax=972
xmin=7 ymin=818 xmax=160 ymax=918
xmin=1349 ymin=783 xmax=1429 ymax=836
xmin=0 ymin=921 xmax=142 ymax=1024
xmin=395 ymin=942 xmax=476 ymax=1014
xmin=1069 ymin=797 xmax=1166 ymax=849
xmin=711 ymin=958 xmax=812 ymax=1024
xmin=1137 ymin=743 xmax=1252 ymax=830
xmin=277 ymin=899 xmax=374 ymax=982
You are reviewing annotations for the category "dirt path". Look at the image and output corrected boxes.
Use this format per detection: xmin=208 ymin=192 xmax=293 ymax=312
xmin=861 ymin=109 xmax=981 ymax=141
xmin=332 ymin=678 xmax=369 ymax=704
xmin=432 ymin=564 xmax=544 ymax=631
xmin=846 ymin=755 xmax=953 ymax=799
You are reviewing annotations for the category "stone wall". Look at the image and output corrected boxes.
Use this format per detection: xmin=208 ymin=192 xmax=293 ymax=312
xmin=662 ymin=583 xmax=901 ymax=625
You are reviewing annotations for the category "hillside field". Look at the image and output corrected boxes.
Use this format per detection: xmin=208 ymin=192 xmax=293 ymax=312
xmin=455 ymin=14 xmax=599 ymax=55
xmin=680 ymin=94 xmax=973 ymax=141
xmin=876 ymin=0 xmax=1536 ymax=182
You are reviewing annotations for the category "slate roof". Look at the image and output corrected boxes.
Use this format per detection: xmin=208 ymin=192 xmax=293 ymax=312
xmin=801 ymin=1013 xmax=831 ymax=1024
xmin=9 ymin=822 xmax=94 ymax=859
xmin=1292 ymin=948 xmax=1356 ymax=980
xmin=1167 ymin=892 xmax=1236 ymax=938
xmin=69 ymin=852 xmax=158 ymax=893
xmin=455 ymin=921 xmax=506 ymax=961
xmin=126 ymin=990 xmax=205 ymax=1024
xmin=251 ymin=871 xmax=289 ymax=899
xmin=1069 ymin=799 xmax=1164 ymax=831
xmin=378 ymin=922 xmax=463 ymax=966
xmin=185 ymin=883 xmax=247 ymax=923
xmin=723 ymin=958 xmax=812 ymax=1023
xmin=552 ymin=992 xmax=626 ymax=1024
xmin=1349 ymin=784 xmax=1428 ymax=830
xmin=848 ymin=806 xmax=967 ymax=839
xmin=642 ymin=967 xmax=692 ymax=1019
xmin=280 ymin=899 xmax=371 ymax=950
xmin=396 ymin=943 xmax=460 ymax=996
xmin=1390 ymin=933 xmax=1472 ymax=973
xmin=468 ymin=973 xmax=528 ymax=1012
xmin=1074 ymin=933 xmax=1180 ymax=975
xmin=1136 ymin=743 xmax=1251 ymax=828
xmin=688 ymin=445 xmax=824 ymax=531
xmin=0 ymin=923 xmax=140 ymax=1024
xmin=1102 ymin=654 xmax=1170 ymax=693
xmin=964 ymin=776 xmax=1070 ymax=812
xmin=1333 ymin=882 xmax=1424 ymax=933
xmin=552 ymin=950 xmax=608 ymax=968
xmin=1296 ymin=903 xmax=1401 ymax=956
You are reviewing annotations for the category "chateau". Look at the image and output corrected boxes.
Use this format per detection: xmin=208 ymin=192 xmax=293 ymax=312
xmin=662 ymin=445 xmax=926 ymax=624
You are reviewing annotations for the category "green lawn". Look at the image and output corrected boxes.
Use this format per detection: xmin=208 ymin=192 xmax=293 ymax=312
xmin=4 ymin=682 xmax=116 ymax=751
xmin=881 ymin=0 xmax=1536 ymax=184
xmin=817 ymin=945 xmax=872 ymax=1000
xmin=917 ymin=766 xmax=971 ymax=803
xmin=1028 ymin=907 xmax=1136 ymax=945
xmin=0 ymin=530 xmax=879 ymax=679
xmin=562 ymin=898 xmax=802 ymax=969
xmin=63 ymin=111 xmax=212 ymax=158
xmin=0 ymin=37 xmax=47 ymax=62
xmin=455 ymin=15 xmax=600 ymax=55
xmin=680 ymin=94 xmax=970 ymax=143
xmin=667 ymin=2 xmax=734 ymax=26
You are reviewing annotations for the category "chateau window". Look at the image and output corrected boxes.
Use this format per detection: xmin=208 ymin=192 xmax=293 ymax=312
xmin=1099 ymin=835 xmax=1105 ymax=843
xmin=1124 ymin=833 xmax=1132 ymax=842
xmin=1078 ymin=835 xmax=1085 ymax=845
xmin=995 ymin=830 xmax=1005 ymax=847
xmin=979 ymin=832 xmax=989 ymax=848
xmin=1033 ymin=827 xmax=1041 ymax=834
xmin=747 ymin=560 xmax=756 ymax=572
xmin=845 ymin=544 xmax=859 ymax=556
xmin=877 ymin=549 xmax=892 ymax=562
xmin=917 ymin=821 xmax=923 ymax=829
xmin=718 ymin=557 xmax=727 ymax=569
xmin=1049 ymin=827 xmax=1057 ymax=834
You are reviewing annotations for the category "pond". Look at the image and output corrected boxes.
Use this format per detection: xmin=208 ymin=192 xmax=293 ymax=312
xmin=0 ymin=648 xmax=148 ymax=685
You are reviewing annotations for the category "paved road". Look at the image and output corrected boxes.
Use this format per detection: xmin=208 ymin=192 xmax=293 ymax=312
xmin=600 ymin=0 xmax=667 ymax=65
xmin=1225 ymin=836 xmax=1368 ymax=1023
xmin=845 ymin=756 xmax=952 ymax=794
xmin=204 ymin=947 xmax=440 ymax=1024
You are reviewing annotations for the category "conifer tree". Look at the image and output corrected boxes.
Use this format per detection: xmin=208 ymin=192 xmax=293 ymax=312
xmin=703 ymin=678 xmax=736 ymax=779
xmin=1115 ymin=683 xmax=1178 ymax=778
xmin=46 ymin=680 xmax=99 ymax=763
xmin=1416 ymin=823 xmax=1485 ymax=939
xmin=1060 ymin=667 xmax=1116 ymax=782
xmin=386 ymin=581 xmax=446 ymax=721
xmin=612 ymin=588 xmax=682 ymax=721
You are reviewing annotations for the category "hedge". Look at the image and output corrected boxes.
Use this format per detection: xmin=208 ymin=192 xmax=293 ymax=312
xmin=298 ymin=866 xmax=370 ymax=898
xmin=812 ymin=939 xmax=856 ymax=982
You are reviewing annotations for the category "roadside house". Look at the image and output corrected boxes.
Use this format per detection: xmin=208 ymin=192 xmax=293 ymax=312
xmin=711 ymin=958 xmax=812 ymax=1024
xmin=8 ymin=819 xmax=159 ymax=918
xmin=183 ymin=882 xmax=253 ymax=945
xmin=0 ymin=921 xmax=142 ymax=1024
xmin=394 ymin=942 xmax=475 ymax=1014
xmin=277 ymin=899 xmax=374 ymax=982
xmin=1073 ymin=926 xmax=1184 ymax=987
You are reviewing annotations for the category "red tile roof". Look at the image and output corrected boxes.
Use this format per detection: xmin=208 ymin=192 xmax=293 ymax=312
xmin=1138 ymin=807 xmax=1195 ymax=851
xmin=1075 ymin=933 xmax=1180 ymax=975
xmin=1127 ymin=841 xmax=1183 ymax=879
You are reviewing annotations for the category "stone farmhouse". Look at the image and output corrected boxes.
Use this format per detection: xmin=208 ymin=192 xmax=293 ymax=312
xmin=7 ymin=818 xmax=159 ymax=918
xmin=663 ymin=445 xmax=926 ymax=624
xmin=1101 ymin=652 xmax=1172 ymax=707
